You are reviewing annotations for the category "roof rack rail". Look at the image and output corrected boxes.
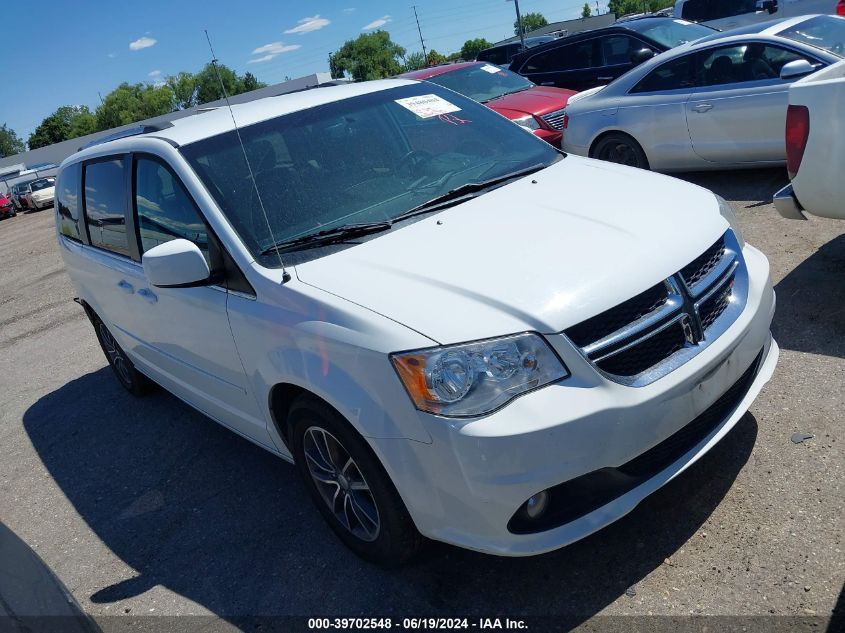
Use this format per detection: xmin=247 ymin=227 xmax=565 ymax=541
xmin=77 ymin=122 xmax=174 ymax=152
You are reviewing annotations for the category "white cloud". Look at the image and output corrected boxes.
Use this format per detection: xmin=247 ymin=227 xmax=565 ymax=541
xmin=284 ymin=15 xmax=330 ymax=34
xmin=342 ymin=7 xmax=356 ymax=13
xmin=107 ymin=52 xmax=116 ymax=58
xmin=152 ymin=80 xmax=166 ymax=88
xmin=129 ymin=36 xmax=157 ymax=51
xmin=252 ymin=42 xmax=301 ymax=55
xmin=362 ymin=15 xmax=391 ymax=31
xmin=248 ymin=54 xmax=275 ymax=64
xmin=148 ymin=69 xmax=162 ymax=77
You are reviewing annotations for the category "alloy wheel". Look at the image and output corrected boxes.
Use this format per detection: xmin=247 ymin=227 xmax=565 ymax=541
xmin=98 ymin=323 xmax=133 ymax=386
xmin=302 ymin=426 xmax=381 ymax=542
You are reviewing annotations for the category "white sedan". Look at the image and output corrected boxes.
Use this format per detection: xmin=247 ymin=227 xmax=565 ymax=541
xmin=562 ymin=15 xmax=845 ymax=171
xmin=27 ymin=177 xmax=56 ymax=210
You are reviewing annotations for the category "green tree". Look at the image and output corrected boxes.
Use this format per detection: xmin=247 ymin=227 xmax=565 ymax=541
xmin=94 ymin=83 xmax=175 ymax=131
xmin=582 ymin=3 xmax=592 ymax=17
xmin=167 ymin=72 xmax=197 ymax=110
xmin=515 ymin=12 xmax=548 ymax=36
xmin=28 ymin=106 xmax=97 ymax=149
xmin=330 ymin=31 xmax=406 ymax=82
xmin=194 ymin=62 xmax=241 ymax=104
xmin=403 ymin=51 xmax=427 ymax=72
xmin=328 ymin=53 xmax=345 ymax=79
xmin=460 ymin=38 xmax=492 ymax=60
xmin=0 ymin=124 xmax=24 ymax=157
xmin=239 ymin=71 xmax=265 ymax=93
xmin=427 ymin=49 xmax=447 ymax=66
xmin=608 ymin=0 xmax=674 ymax=16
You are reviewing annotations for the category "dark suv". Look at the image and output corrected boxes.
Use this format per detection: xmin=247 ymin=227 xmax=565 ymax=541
xmin=509 ymin=17 xmax=715 ymax=91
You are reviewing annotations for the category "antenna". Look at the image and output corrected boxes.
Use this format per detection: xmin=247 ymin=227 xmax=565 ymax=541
xmin=411 ymin=6 xmax=428 ymax=66
xmin=203 ymin=30 xmax=289 ymax=281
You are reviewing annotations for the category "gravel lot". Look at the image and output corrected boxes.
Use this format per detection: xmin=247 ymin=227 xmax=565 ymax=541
xmin=0 ymin=168 xmax=842 ymax=631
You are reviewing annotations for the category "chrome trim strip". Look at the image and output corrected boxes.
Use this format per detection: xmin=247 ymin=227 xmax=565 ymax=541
xmin=583 ymin=290 xmax=682 ymax=357
xmin=592 ymin=313 xmax=688 ymax=365
xmin=682 ymin=246 xmax=736 ymax=298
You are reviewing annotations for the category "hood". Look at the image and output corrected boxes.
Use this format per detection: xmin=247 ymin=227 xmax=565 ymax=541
xmin=485 ymin=86 xmax=575 ymax=118
xmin=295 ymin=156 xmax=728 ymax=344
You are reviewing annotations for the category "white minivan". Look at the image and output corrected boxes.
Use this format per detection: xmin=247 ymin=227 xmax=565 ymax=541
xmin=55 ymin=79 xmax=778 ymax=566
xmin=674 ymin=0 xmax=842 ymax=30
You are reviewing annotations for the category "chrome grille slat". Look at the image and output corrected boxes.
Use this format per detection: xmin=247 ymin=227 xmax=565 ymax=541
xmin=541 ymin=108 xmax=567 ymax=130
xmin=562 ymin=231 xmax=748 ymax=387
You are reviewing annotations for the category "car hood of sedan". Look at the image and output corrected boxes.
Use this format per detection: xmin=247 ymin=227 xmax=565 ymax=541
xmin=295 ymin=156 xmax=728 ymax=345
xmin=485 ymin=86 xmax=576 ymax=118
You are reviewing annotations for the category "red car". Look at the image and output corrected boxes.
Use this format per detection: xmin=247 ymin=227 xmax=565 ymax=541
xmin=399 ymin=62 xmax=576 ymax=147
xmin=0 ymin=192 xmax=16 ymax=219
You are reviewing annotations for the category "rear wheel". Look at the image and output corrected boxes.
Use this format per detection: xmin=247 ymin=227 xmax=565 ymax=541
xmin=92 ymin=316 xmax=153 ymax=396
xmin=591 ymin=132 xmax=649 ymax=170
xmin=290 ymin=396 xmax=422 ymax=567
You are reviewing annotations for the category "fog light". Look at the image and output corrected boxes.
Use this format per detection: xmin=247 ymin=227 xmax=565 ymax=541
xmin=525 ymin=490 xmax=549 ymax=519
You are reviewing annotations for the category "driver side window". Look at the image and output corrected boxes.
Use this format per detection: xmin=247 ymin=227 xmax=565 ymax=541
xmin=134 ymin=157 xmax=209 ymax=259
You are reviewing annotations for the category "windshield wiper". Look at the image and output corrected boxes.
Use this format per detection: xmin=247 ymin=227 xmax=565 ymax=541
xmin=392 ymin=162 xmax=549 ymax=223
xmin=260 ymin=221 xmax=392 ymax=255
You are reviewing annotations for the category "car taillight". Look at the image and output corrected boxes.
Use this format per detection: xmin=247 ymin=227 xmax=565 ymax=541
xmin=785 ymin=104 xmax=810 ymax=179
xmin=838 ymin=0 xmax=845 ymax=16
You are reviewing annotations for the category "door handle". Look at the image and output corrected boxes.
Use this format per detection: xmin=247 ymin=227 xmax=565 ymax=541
xmin=137 ymin=288 xmax=158 ymax=304
xmin=540 ymin=81 xmax=555 ymax=86
xmin=597 ymin=76 xmax=614 ymax=82
xmin=692 ymin=103 xmax=713 ymax=113
xmin=117 ymin=280 xmax=134 ymax=293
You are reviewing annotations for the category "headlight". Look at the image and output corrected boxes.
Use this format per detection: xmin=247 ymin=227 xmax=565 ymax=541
xmin=512 ymin=115 xmax=541 ymax=131
xmin=391 ymin=332 xmax=567 ymax=417
xmin=716 ymin=194 xmax=745 ymax=248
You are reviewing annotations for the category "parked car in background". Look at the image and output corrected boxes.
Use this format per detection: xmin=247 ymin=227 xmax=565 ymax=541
xmin=774 ymin=57 xmax=845 ymax=219
xmin=562 ymin=15 xmax=844 ymax=170
xmin=0 ymin=192 xmax=16 ymax=219
xmin=11 ymin=181 xmax=34 ymax=211
xmin=26 ymin=177 xmax=56 ymax=210
xmin=674 ymin=0 xmax=841 ymax=31
xmin=55 ymin=79 xmax=777 ymax=566
xmin=475 ymin=36 xmax=557 ymax=66
xmin=509 ymin=17 xmax=715 ymax=91
xmin=399 ymin=62 xmax=576 ymax=146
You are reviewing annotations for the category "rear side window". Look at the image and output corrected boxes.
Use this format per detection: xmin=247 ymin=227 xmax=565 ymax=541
xmin=134 ymin=157 xmax=209 ymax=259
xmin=56 ymin=163 xmax=82 ymax=241
xmin=84 ymin=158 xmax=131 ymax=257
xmin=523 ymin=39 xmax=599 ymax=73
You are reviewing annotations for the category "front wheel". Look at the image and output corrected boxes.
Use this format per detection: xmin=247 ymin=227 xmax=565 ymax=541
xmin=290 ymin=396 xmax=422 ymax=567
xmin=591 ymin=132 xmax=650 ymax=170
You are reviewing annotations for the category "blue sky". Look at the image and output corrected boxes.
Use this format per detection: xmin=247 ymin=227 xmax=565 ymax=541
xmin=0 ymin=0 xmax=605 ymax=141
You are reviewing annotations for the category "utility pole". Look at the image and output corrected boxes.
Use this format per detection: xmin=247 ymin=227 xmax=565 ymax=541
xmin=511 ymin=0 xmax=526 ymax=50
xmin=412 ymin=5 xmax=428 ymax=66
xmin=596 ymin=1 xmax=600 ymax=15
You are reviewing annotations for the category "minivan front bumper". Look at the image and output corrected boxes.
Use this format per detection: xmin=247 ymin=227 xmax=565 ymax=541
xmin=371 ymin=244 xmax=777 ymax=556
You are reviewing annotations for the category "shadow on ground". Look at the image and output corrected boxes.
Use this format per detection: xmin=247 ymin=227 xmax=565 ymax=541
xmin=23 ymin=368 xmax=758 ymax=622
xmin=678 ymin=168 xmax=789 ymax=207
xmin=772 ymin=234 xmax=845 ymax=359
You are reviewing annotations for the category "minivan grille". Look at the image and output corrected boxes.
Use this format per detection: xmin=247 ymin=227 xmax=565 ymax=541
xmin=541 ymin=108 xmax=567 ymax=130
xmin=563 ymin=231 xmax=746 ymax=385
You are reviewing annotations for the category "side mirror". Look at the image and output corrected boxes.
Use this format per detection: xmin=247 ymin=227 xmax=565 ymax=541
xmin=780 ymin=59 xmax=815 ymax=81
xmin=142 ymin=239 xmax=210 ymax=288
xmin=630 ymin=48 xmax=656 ymax=65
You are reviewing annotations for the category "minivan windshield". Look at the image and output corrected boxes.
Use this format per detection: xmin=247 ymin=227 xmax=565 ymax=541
xmin=777 ymin=15 xmax=845 ymax=57
xmin=423 ymin=65 xmax=535 ymax=103
xmin=182 ymin=82 xmax=560 ymax=266
xmin=625 ymin=19 xmax=715 ymax=48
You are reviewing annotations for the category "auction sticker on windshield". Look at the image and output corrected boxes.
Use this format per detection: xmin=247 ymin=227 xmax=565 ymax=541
xmin=395 ymin=94 xmax=461 ymax=118
xmin=480 ymin=64 xmax=503 ymax=74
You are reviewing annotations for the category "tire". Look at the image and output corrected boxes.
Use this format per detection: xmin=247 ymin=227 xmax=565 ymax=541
xmin=91 ymin=315 xmax=153 ymax=396
xmin=290 ymin=396 xmax=423 ymax=567
xmin=591 ymin=132 xmax=650 ymax=170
